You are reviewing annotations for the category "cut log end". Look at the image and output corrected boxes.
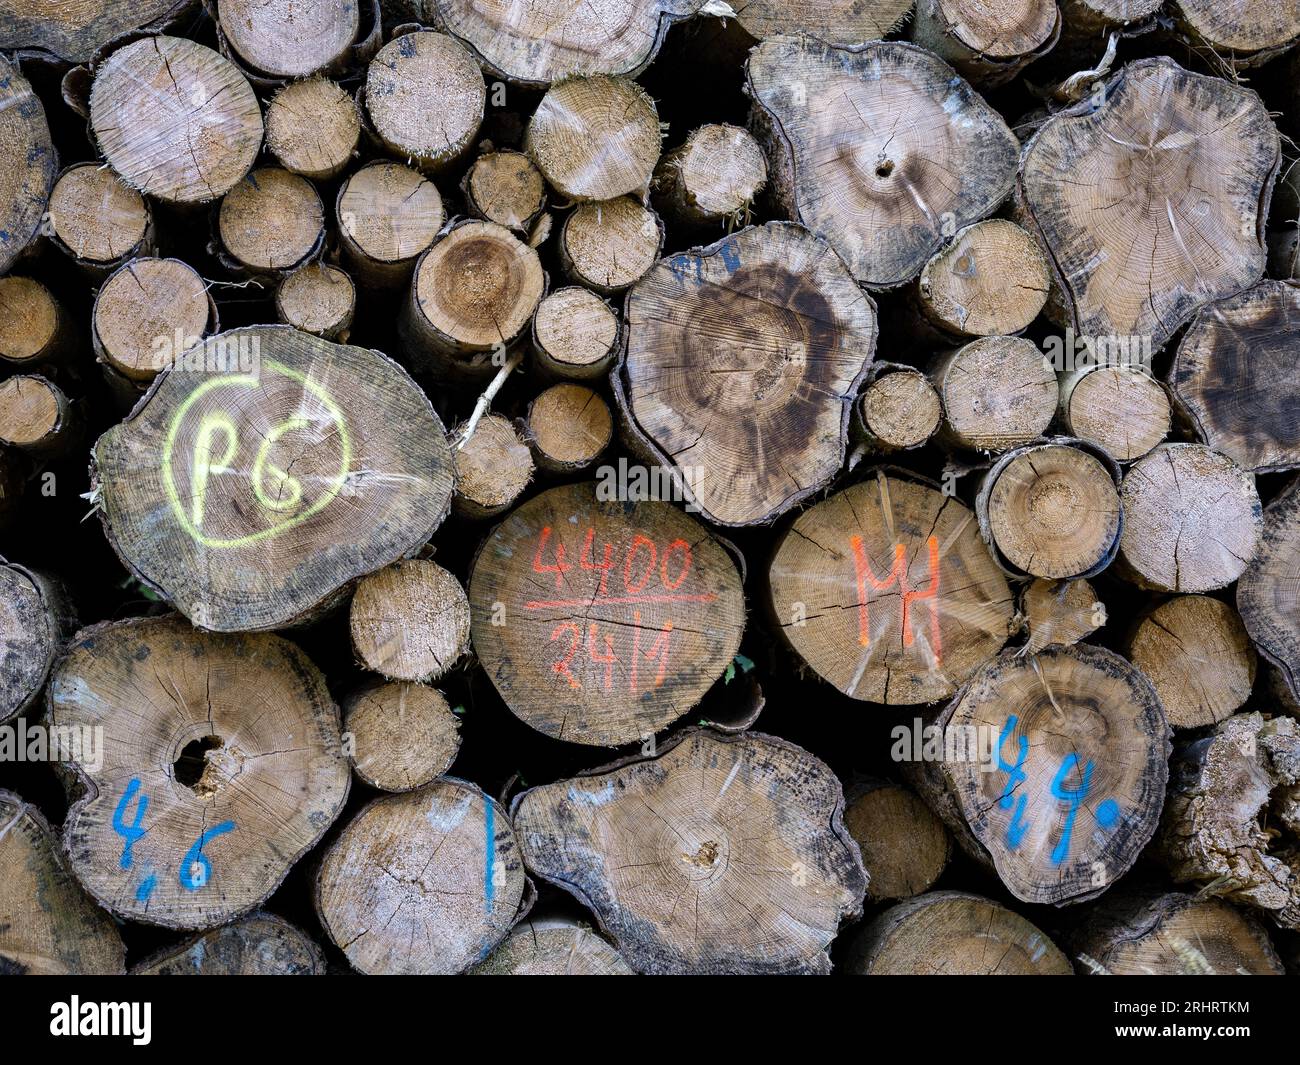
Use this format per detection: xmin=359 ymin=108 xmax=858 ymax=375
xmin=559 ymin=197 xmax=663 ymax=295
xmin=468 ymin=917 xmax=633 ymax=975
xmin=218 ymin=166 xmax=324 ymax=276
xmin=464 ymin=150 xmax=547 ymax=233
xmin=93 ymin=257 xmax=213 ymax=383
xmin=452 ymin=413 xmax=534 ymax=519
xmin=343 ymin=681 xmax=461 ymax=793
xmin=48 ymin=163 xmax=152 ymax=268
xmin=527 ymin=383 xmax=613 ymax=473
xmin=532 ymin=286 xmax=620 ymax=380
xmin=266 ymin=78 xmax=360 ymax=181
xmin=652 ymin=123 xmax=767 ymax=228
xmin=845 ymin=780 xmax=950 ymax=902
xmin=1019 ymin=577 xmax=1103 ymax=654
xmin=276 ymin=263 xmax=356 ymax=341
xmin=0 ymin=563 xmax=69 ymax=724
xmin=131 ymin=913 xmax=327 ymax=975
xmin=349 ymin=560 xmax=471 ymax=684
xmin=219 ymin=0 xmax=360 ymax=80
xmin=1060 ymin=364 xmax=1170 ymax=463
xmin=0 ymin=277 xmax=64 ymax=367
xmin=930 ymin=335 xmax=1056 ymax=452
xmin=337 ymin=161 xmax=444 ymax=288
xmin=857 ymin=366 xmax=942 ymax=452
xmin=0 ymin=375 xmax=76 ymax=456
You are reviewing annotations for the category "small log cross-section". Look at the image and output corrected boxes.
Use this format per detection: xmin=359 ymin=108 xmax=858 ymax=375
xmin=349 ymin=560 xmax=471 ymax=683
xmin=769 ymin=471 xmax=1014 ymax=705
xmin=342 ymin=680 xmax=461 ymax=793
xmin=513 ymin=730 xmax=867 ymax=974
xmin=1018 ymin=577 xmax=1102 ymax=654
xmin=1124 ymin=595 xmax=1256 ymax=730
xmin=618 ymin=221 xmax=877 ymax=527
xmin=1118 ymin=443 xmax=1261 ymax=593
xmin=1172 ymin=0 xmax=1300 ymax=65
xmin=1170 ymin=281 xmax=1300 ymax=473
xmin=365 ymin=31 xmax=485 ymax=175
xmin=559 ymin=196 xmax=663 ymax=295
xmin=930 ymin=336 xmax=1057 ymax=452
xmin=469 ymin=482 xmax=745 ymax=746
xmin=1239 ymin=476 xmax=1300 ymax=701
xmin=92 ymin=325 xmax=457 ymax=631
xmin=265 ymin=78 xmax=360 ymax=182
xmin=218 ymin=166 xmax=325 ymax=277
xmin=911 ymin=0 xmax=1061 ymax=87
xmin=0 ymin=791 xmax=126 ymax=974
xmin=915 ymin=644 xmax=1169 ymax=906
xmin=49 ymin=616 xmax=351 ymax=930
xmin=469 ymin=917 xmax=633 ymax=975
xmin=47 ymin=163 xmax=153 ymax=274
xmin=463 ymin=150 xmax=547 ymax=235
xmin=1073 ymin=891 xmax=1285 ymax=975
xmin=844 ymin=890 xmax=1072 ymax=975
xmin=1157 ymin=712 xmax=1300 ymax=929
xmin=315 ymin=778 xmax=526 ymax=974
xmin=532 ymin=286 xmax=620 ymax=381
xmin=0 ymin=278 xmax=67 ymax=368
xmin=0 ymin=561 xmax=72 ymax=724
xmin=1059 ymin=364 xmax=1170 ymax=463
xmin=276 ymin=263 xmax=355 ymax=341
xmin=90 ymin=36 xmax=263 ymax=206
xmin=855 ymin=365 xmax=942 ymax=453
xmin=1017 ymin=56 xmax=1279 ymax=353
xmin=0 ymin=54 xmax=55 ymax=277
xmin=451 ymin=412 xmax=534 ymax=520
xmin=652 ymin=123 xmax=768 ymax=230
xmin=217 ymin=0 xmax=359 ymax=80
xmin=131 ymin=912 xmax=327 ymax=975
xmin=336 ymin=161 xmax=444 ymax=288
xmin=844 ymin=780 xmax=950 ymax=902
xmin=526 ymin=75 xmax=661 ymax=202
xmin=747 ymin=38 xmax=1019 ymax=289
xmin=432 ymin=0 xmax=702 ymax=86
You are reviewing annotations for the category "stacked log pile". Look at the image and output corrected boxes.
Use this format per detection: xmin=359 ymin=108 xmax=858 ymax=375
xmin=3 ymin=0 xmax=1300 ymax=978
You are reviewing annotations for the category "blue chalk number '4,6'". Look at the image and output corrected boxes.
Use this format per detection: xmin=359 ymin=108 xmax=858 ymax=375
xmin=111 ymin=777 xmax=236 ymax=893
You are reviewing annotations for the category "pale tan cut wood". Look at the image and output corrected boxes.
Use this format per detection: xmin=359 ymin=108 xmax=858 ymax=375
xmin=265 ymin=78 xmax=360 ymax=181
xmin=747 ymin=37 xmax=1018 ymax=289
xmin=92 ymin=325 xmax=457 ymax=631
xmin=916 ymin=219 xmax=1050 ymax=338
xmin=218 ymin=0 xmax=359 ymax=79
xmin=132 ymin=912 xmax=327 ymax=975
xmin=619 ymin=222 xmax=876 ymax=527
xmin=1074 ymin=892 xmax=1284 ymax=975
xmin=978 ymin=441 xmax=1122 ymax=579
xmin=915 ymin=644 xmax=1169 ymax=906
xmin=365 ymin=31 xmax=485 ymax=174
xmin=1157 ymin=712 xmax=1300 ymax=929
xmin=276 ymin=263 xmax=355 ymax=341
xmin=1170 ymin=281 xmax=1300 ymax=474
xmin=856 ymin=366 xmax=942 ymax=452
xmin=47 ymin=163 xmax=152 ymax=270
xmin=1124 ymin=595 xmax=1255 ymax=729
xmin=0 ymin=277 xmax=67 ymax=367
xmin=513 ymin=729 xmax=866 ymax=974
xmin=1060 ymin=364 xmax=1169 ymax=463
xmin=349 ymin=560 xmax=470 ymax=683
xmin=845 ymin=780 xmax=950 ymax=902
xmin=532 ymin=286 xmax=620 ymax=380
xmin=0 ymin=54 xmax=55 ymax=277
xmin=469 ymin=916 xmax=634 ymax=975
xmin=1059 ymin=0 xmax=1160 ymax=36
xmin=1017 ymin=57 xmax=1279 ymax=353
xmin=343 ymin=680 xmax=461 ymax=792
xmin=526 ymin=76 xmax=661 ymax=202
xmin=0 ymin=560 xmax=73 ymax=723
xmin=0 ymin=0 xmax=189 ymax=62
xmin=769 ymin=471 xmax=1014 ymax=705
xmin=403 ymin=220 xmax=545 ymax=378
xmin=0 ymin=791 xmax=125 ymax=975
xmin=1119 ymin=443 xmax=1261 ymax=593
xmin=732 ymin=0 xmax=913 ymax=40
xmin=1238 ymin=477 xmax=1300 ymax=701
xmin=0 ymin=375 xmax=76 ymax=456
xmin=1018 ymin=577 xmax=1102 ymax=653
xmin=1173 ymin=0 xmax=1300 ymax=64
xmin=90 ymin=36 xmax=263 ymax=206
xmin=526 ymin=383 xmax=612 ymax=473
xmin=92 ymin=257 xmax=214 ymax=384
xmin=315 ymin=778 xmax=526 ymax=974
xmin=844 ymin=891 xmax=1072 ymax=974
xmin=652 ymin=123 xmax=767 ymax=229
xmin=911 ymin=0 xmax=1061 ymax=86
xmin=468 ymin=481 xmax=746 ymax=746
xmin=50 ymin=615 xmax=351 ymax=930
xmin=463 ymin=150 xmax=547 ymax=234
xmin=929 ymin=335 xmax=1057 ymax=452
xmin=451 ymin=412 xmax=533 ymax=520
xmin=432 ymin=0 xmax=701 ymax=86
xmin=218 ymin=166 xmax=324 ymax=275
xmin=336 ymin=160 xmax=444 ymax=287
xmin=558 ymin=196 xmax=663 ymax=294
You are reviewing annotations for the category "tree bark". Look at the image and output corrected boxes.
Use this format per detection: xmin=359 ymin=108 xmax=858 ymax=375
xmin=48 ymin=615 xmax=351 ymax=930
xmin=467 ymin=481 xmax=746 ymax=746
xmin=512 ymin=729 xmax=867 ymax=974
xmin=1239 ymin=475 xmax=1300 ymax=701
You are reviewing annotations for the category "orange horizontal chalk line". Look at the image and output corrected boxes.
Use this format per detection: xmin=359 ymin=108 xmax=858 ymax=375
xmin=523 ymin=594 xmax=718 ymax=609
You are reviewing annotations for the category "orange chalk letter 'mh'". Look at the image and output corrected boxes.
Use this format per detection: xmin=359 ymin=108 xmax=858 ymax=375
xmin=848 ymin=534 xmax=942 ymax=662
